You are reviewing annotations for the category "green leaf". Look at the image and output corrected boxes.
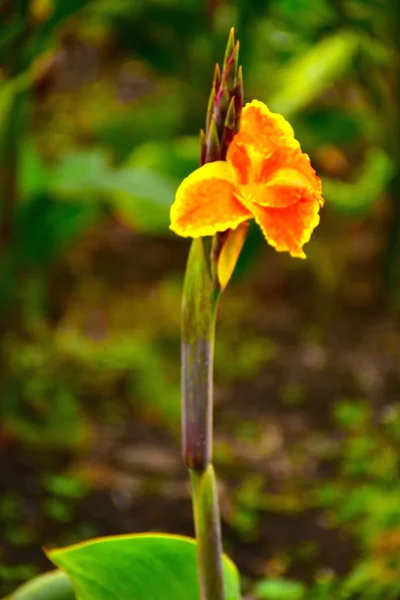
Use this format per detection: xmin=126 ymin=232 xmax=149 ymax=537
xmin=127 ymin=137 xmax=199 ymax=182
xmin=50 ymin=152 xmax=113 ymax=195
xmin=0 ymin=73 xmax=31 ymax=145
xmin=268 ymin=31 xmax=360 ymax=117
xmin=111 ymin=167 xmax=175 ymax=232
xmin=9 ymin=570 xmax=75 ymax=600
xmin=20 ymin=144 xmax=52 ymax=199
xmin=113 ymin=137 xmax=200 ymax=233
xmin=51 ymin=151 xmax=174 ymax=234
xmin=323 ymin=148 xmax=395 ymax=217
xmin=253 ymin=577 xmax=306 ymax=600
xmin=48 ymin=533 xmax=241 ymax=600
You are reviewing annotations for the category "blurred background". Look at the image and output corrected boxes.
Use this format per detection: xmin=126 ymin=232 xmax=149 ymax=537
xmin=1 ymin=0 xmax=400 ymax=598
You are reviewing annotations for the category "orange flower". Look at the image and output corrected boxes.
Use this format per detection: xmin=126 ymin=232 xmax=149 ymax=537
xmin=170 ymin=100 xmax=324 ymax=258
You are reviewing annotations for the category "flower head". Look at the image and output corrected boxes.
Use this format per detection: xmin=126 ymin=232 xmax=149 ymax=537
xmin=170 ymin=100 xmax=324 ymax=258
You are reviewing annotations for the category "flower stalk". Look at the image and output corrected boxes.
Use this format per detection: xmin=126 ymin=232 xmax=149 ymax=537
xmin=182 ymin=237 xmax=224 ymax=600
xmin=176 ymin=25 xmax=324 ymax=600
xmin=182 ymin=237 xmax=220 ymax=471
xmin=181 ymin=29 xmax=242 ymax=600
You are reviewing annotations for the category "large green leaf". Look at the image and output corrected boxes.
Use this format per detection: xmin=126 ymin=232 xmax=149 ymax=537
xmin=268 ymin=31 xmax=360 ymax=117
xmin=50 ymin=152 xmax=113 ymax=195
xmin=111 ymin=167 xmax=175 ymax=232
xmin=9 ymin=570 xmax=75 ymax=600
xmin=48 ymin=534 xmax=241 ymax=600
xmin=51 ymin=151 xmax=174 ymax=233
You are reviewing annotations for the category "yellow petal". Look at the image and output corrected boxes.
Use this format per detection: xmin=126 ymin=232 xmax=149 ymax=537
xmin=217 ymin=222 xmax=249 ymax=291
xmin=170 ymin=161 xmax=251 ymax=238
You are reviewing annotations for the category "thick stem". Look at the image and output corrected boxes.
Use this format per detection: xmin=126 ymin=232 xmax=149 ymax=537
xmin=182 ymin=332 xmax=215 ymax=470
xmin=181 ymin=237 xmax=224 ymax=600
xmin=182 ymin=238 xmax=220 ymax=470
xmin=190 ymin=466 xmax=224 ymax=600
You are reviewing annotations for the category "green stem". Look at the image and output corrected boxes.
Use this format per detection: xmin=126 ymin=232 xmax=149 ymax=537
xmin=181 ymin=238 xmax=224 ymax=600
xmin=190 ymin=466 xmax=224 ymax=600
xmin=182 ymin=238 xmax=220 ymax=469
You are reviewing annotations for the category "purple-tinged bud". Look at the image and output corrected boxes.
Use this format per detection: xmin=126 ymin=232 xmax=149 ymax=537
xmin=223 ymin=28 xmax=235 ymax=73
xmin=213 ymin=63 xmax=221 ymax=93
xmin=214 ymin=86 xmax=230 ymax=138
xmin=203 ymin=28 xmax=243 ymax=165
xmin=206 ymin=64 xmax=221 ymax=134
xmin=234 ymin=65 xmax=243 ymax=132
xmin=221 ymin=97 xmax=235 ymax=159
xmin=223 ymin=41 xmax=239 ymax=92
xmin=205 ymin=116 xmax=221 ymax=163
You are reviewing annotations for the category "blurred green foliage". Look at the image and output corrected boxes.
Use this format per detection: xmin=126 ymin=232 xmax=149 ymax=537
xmin=253 ymin=400 xmax=400 ymax=600
xmin=1 ymin=0 xmax=400 ymax=597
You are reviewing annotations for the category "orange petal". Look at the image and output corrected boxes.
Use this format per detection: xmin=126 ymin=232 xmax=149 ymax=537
xmin=226 ymin=134 xmax=253 ymax=184
xmin=240 ymin=100 xmax=297 ymax=147
xmin=259 ymin=146 xmax=322 ymax=195
xmin=227 ymin=101 xmax=300 ymax=184
xmin=241 ymin=190 xmax=322 ymax=258
xmin=239 ymin=149 xmax=323 ymax=209
xmin=170 ymin=162 xmax=251 ymax=238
